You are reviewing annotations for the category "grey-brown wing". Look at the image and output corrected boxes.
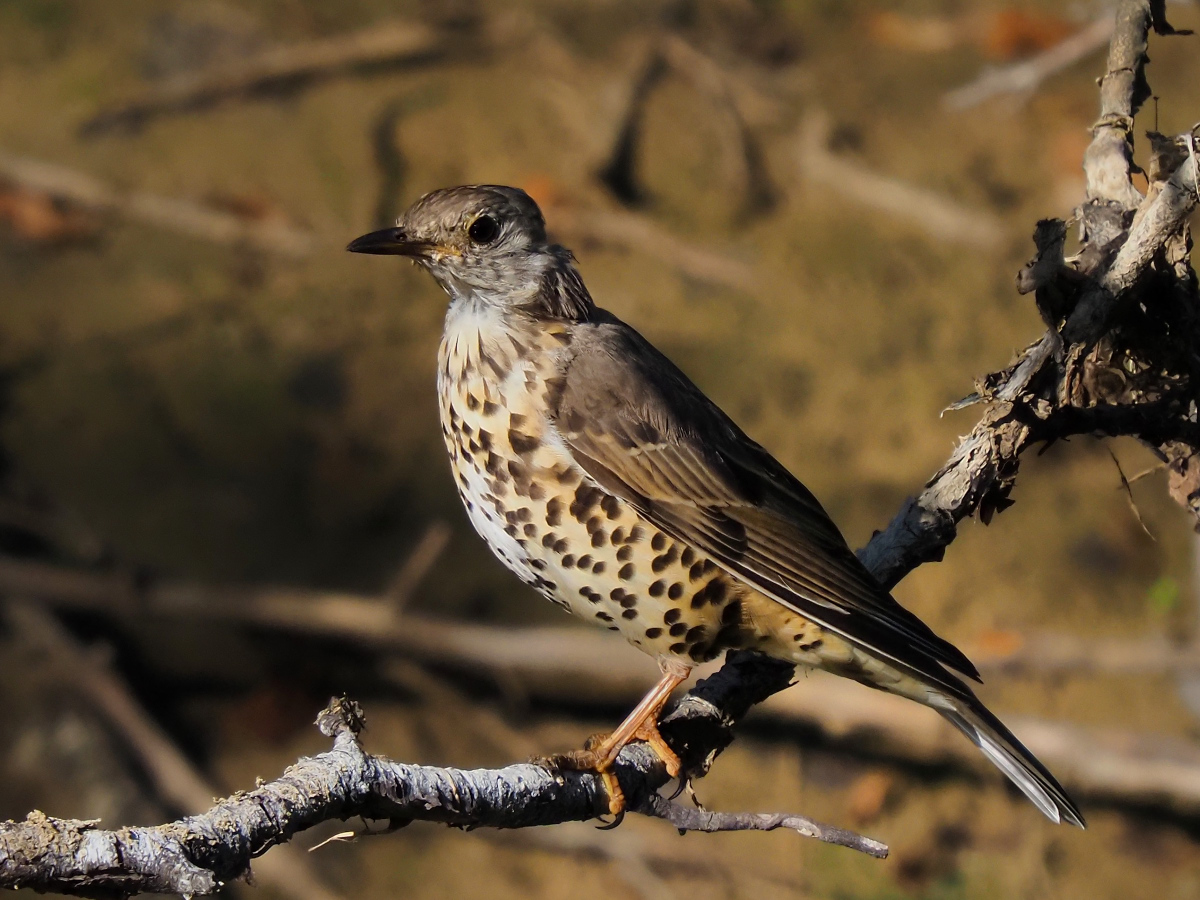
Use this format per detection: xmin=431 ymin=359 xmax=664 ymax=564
xmin=553 ymin=313 xmax=980 ymax=684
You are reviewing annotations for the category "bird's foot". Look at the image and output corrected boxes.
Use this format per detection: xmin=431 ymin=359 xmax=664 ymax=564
xmin=532 ymin=734 xmax=625 ymax=816
xmin=531 ymin=721 xmax=681 ymax=818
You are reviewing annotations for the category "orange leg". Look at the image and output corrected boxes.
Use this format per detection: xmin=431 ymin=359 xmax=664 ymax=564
xmin=537 ymin=659 xmax=691 ymax=816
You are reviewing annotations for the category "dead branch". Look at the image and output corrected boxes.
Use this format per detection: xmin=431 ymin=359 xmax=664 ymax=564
xmin=0 ymin=151 xmax=314 ymax=257
xmin=795 ymin=110 xmax=1005 ymax=249
xmin=5 ymin=601 xmax=345 ymax=900
xmin=0 ymin=693 xmax=886 ymax=898
xmin=80 ymin=20 xmax=447 ymax=136
xmin=943 ymin=14 xmax=1115 ymax=111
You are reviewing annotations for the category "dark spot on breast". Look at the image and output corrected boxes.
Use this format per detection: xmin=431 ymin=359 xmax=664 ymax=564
xmin=576 ymin=554 xmax=593 ymax=569
xmin=482 ymin=400 xmax=500 ymax=417
xmin=611 ymin=527 xmax=626 ymax=545
xmin=528 ymin=481 xmax=546 ymax=501
xmin=486 ymin=453 xmax=507 ymax=479
xmin=685 ymin=625 xmax=706 ymax=642
xmin=504 ymin=524 xmax=519 ymax=538
xmin=591 ymin=561 xmax=606 ymax=574
xmin=651 ymin=533 xmax=667 ymax=552
xmin=692 ymin=579 xmax=727 ymax=609
xmin=508 ymin=430 xmax=540 ymax=455
xmin=648 ymin=580 xmax=665 ymax=597
xmin=591 ymin=530 xmax=607 ymax=548
xmin=552 ymin=538 xmax=569 ymax=554
xmin=530 ymin=559 xmax=547 ymax=571
xmin=523 ymin=524 xmax=538 ymax=538
xmin=580 ymin=586 xmax=601 ymax=603
xmin=571 ymin=485 xmax=603 ymax=520
xmin=510 ymin=413 xmax=527 ymax=429
xmin=542 ymin=533 xmax=559 ymax=548
xmin=467 ymin=439 xmax=481 ymax=455
xmin=680 ymin=547 xmax=695 ymax=567
xmin=618 ymin=563 xmax=636 ymax=581
xmin=546 ymin=498 xmax=563 ymax=527
xmin=477 ymin=429 xmax=492 ymax=450
xmin=562 ymin=554 xmax=576 ymax=567
xmin=688 ymin=644 xmax=712 ymax=662
xmin=721 ymin=600 xmax=743 ymax=625
xmin=669 ymin=622 xmax=687 ymax=637
xmin=600 ymin=495 xmax=621 ymax=520
xmin=466 ymin=394 xmax=480 ymax=411
xmin=689 ymin=561 xmax=706 ymax=581
xmin=515 ymin=508 xmax=531 ymax=522
xmin=622 ymin=608 xmax=638 ymax=619
xmin=610 ymin=588 xmax=628 ymax=603
xmin=627 ymin=526 xmax=645 ymax=544
xmin=664 ymin=608 xmax=682 ymax=625
xmin=556 ymin=466 xmax=581 ymax=485
xmin=645 ymin=627 xmax=663 ymax=639
xmin=585 ymin=515 xmax=602 ymax=534
xmin=795 ymin=638 xmax=824 ymax=652
xmin=617 ymin=545 xmax=633 ymax=562
xmin=596 ymin=611 xmax=614 ymax=622
xmin=669 ymin=642 xmax=687 ymax=655
xmin=651 ymin=546 xmax=679 ymax=573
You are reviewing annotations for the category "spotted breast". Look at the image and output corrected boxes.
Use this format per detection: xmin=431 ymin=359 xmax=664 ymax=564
xmin=436 ymin=299 xmax=834 ymax=666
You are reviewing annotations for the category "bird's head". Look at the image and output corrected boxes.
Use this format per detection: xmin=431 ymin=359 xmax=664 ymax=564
xmin=348 ymin=185 xmax=590 ymax=318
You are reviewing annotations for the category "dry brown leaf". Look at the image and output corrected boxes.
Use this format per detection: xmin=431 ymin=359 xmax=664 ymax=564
xmin=847 ymin=769 xmax=895 ymax=825
xmin=0 ymin=184 xmax=97 ymax=245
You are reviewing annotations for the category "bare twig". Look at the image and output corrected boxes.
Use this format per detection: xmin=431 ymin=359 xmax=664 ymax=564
xmin=383 ymin=520 xmax=452 ymax=614
xmin=639 ymin=792 xmax=887 ymax=857
xmin=81 ymin=20 xmax=447 ymax=136
xmin=943 ymin=14 xmax=1116 ymax=111
xmin=795 ymin=110 xmax=1005 ymax=248
xmin=0 ymin=151 xmax=314 ymax=257
xmin=545 ymin=204 xmax=757 ymax=290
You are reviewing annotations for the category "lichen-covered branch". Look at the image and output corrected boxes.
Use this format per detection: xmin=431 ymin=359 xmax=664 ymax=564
xmin=0 ymin=699 xmax=885 ymax=899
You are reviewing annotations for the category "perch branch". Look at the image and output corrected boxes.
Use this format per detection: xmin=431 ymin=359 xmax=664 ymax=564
xmin=0 ymin=695 xmax=886 ymax=898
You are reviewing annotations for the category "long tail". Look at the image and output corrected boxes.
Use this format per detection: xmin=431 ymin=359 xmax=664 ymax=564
xmin=935 ymin=690 xmax=1085 ymax=828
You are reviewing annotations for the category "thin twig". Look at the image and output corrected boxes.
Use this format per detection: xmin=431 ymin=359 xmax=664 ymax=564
xmin=795 ymin=110 xmax=1005 ymax=248
xmin=0 ymin=151 xmax=314 ymax=257
xmin=80 ymin=20 xmax=446 ymax=136
xmin=943 ymin=14 xmax=1116 ymax=111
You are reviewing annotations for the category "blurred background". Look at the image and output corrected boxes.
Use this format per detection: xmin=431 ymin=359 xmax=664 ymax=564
xmin=2 ymin=1 xmax=1199 ymax=898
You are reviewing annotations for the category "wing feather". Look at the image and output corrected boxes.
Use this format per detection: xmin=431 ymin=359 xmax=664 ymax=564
xmin=555 ymin=313 xmax=980 ymax=685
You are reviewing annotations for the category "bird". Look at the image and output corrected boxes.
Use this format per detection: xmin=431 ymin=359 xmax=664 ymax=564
xmin=348 ymin=184 xmax=1085 ymax=827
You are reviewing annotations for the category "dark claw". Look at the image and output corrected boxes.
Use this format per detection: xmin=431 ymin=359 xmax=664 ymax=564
xmin=595 ymin=808 xmax=626 ymax=830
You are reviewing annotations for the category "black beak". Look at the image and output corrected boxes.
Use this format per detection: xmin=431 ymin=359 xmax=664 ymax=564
xmin=346 ymin=226 xmax=428 ymax=257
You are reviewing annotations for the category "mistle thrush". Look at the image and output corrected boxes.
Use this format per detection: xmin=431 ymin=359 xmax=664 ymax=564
xmin=348 ymin=185 xmax=1084 ymax=827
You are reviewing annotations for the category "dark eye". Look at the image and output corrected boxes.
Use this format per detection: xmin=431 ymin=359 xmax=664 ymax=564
xmin=468 ymin=214 xmax=500 ymax=244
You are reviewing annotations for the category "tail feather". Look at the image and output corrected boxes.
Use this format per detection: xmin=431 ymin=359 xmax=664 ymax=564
xmin=937 ymin=695 xmax=1085 ymax=828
